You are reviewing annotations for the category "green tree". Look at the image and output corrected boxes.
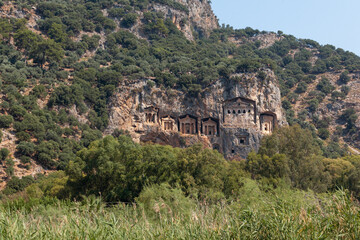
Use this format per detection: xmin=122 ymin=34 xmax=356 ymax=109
xmin=14 ymin=29 xmax=39 ymax=62
xmin=16 ymin=141 xmax=35 ymax=157
xmin=339 ymin=70 xmax=350 ymax=84
xmin=339 ymin=108 xmax=357 ymax=131
xmin=48 ymin=23 xmax=68 ymax=44
xmin=316 ymin=77 xmax=335 ymax=95
xmin=121 ymin=13 xmax=138 ymax=28
xmin=259 ymin=125 xmax=330 ymax=192
xmin=0 ymin=19 xmax=12 ymax=42
xmin=0 ymin=148 xmax=9 ymax=161
xmin=246 ymin=151 xmax=289 ymax=180
xmin=318 ymin=128 xmax=330 ymax=140
xmin=0 ymin=115 xmax=14 ymax=128
xmin=29 ymin=39 xmax=64 ymax=69
xmin=67 ymin=136 xmax=232 ymax=202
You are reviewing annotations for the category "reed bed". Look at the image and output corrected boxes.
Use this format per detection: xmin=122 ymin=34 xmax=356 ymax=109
xmin=0 ymin=189 xmax=359 ymax=239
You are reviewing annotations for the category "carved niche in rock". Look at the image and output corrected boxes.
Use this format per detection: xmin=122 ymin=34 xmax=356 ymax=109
xmin=235 ymin=132 xmax=250 ymax=146
xmin=144 ymin=106 xmax=159 ymax=124
xmin=179 ymin=115 xmax=198 ymax=135
xmin=161 ymin=115 xmax=177 ymax=132
xmin=201 ymin=118 xmax=219 ymax=136
xmin=260 ymin=112 xmax=277 ymax=134
xmin=223 ymin=97 xmax=256 ymax=127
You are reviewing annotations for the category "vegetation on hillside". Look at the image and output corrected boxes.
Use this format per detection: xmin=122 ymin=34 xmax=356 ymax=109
xmin=0 ymin=1 xmax=360 ymax=236
xmin=0 ymin=0 xmax=356 ymax=189
xmin=0 ymin=5 xmax=354 ymax=173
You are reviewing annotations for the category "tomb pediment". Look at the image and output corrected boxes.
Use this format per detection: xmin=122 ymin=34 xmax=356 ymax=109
xmin=161 ymin=115 xmax=177 ymax=131
xmin=201 ymin=117 xmax=219 ymax=136
xmin=144 ymin=106 xmax=159 ymax=124
xmin=179 ymin=115 xmax=198 ymax=135
xmin=260 ymin=112 xmax=277 ymax=134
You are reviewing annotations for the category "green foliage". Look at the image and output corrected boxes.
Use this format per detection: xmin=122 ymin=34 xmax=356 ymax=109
xmin=29 ymin=39 xmax=64 ymax=68
xmin=0 ymin=148 xmax=9 ymax=161
xmin=14 ymin=29 xmax=39 ymax=54
xmin=0 ymin=19 xmax=12 ymax=42
xmin=0 ymin=115 xmax=13 ymax=128
xmin=295 ymin=81 xmax=307 ymax=93
xmin=81 ymin=35 xmax=100 ymax=51
xmin=16 ymin=142 xmax=35 ymax=157
xmin=121 ymin=13 xmax=138 ymax=28
xmin=341 ymin=85 xmax=350 ymax=95
xmin=5 ymin=158 xmax=14 ymax=177
xmin=339 ymin=108 xmax=358 ymax=132
xmin=0 ymin=189 xmax=360 ymax=239
xmin=339 ymin=70 xmax=350 ymax=84
xmin=331 ymin=91 xmax=345 ymax=101
xmin=323 ymin=158 xmax=354 ymax=189
xmin=47 ymin=23 xmax=68 ymax=44
xmin=258 ymin=125 xmax=330 ymax=192
xmin=66 ymin=135 xmax=241 ymax=202
xmin=318 ymin=128 xmax=330 ymax=140
xmin=246 ymin=152 xmax=289 ymax=180
xmin=3 ymin=176 xmax=35 ymax=195
xmin=136 ymin=183 xmax=195 ymax=220
xmin=316 ymin=77 xmax=335 ymax=95
xmin=26 ymin=171 xmax=68 ymax=198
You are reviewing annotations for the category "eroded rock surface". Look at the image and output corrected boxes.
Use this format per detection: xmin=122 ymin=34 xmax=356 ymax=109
xmin=107 ymin=69 xmax=286 ymax=159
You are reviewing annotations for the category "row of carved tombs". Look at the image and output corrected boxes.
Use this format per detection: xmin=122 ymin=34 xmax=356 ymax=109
xmin=144 ymin=110 xmax=218 ymax=136
xmin=145 ymin=112 xmax=275 ymax=136
xmin=144 ymin=98 xmax=276 ymax=135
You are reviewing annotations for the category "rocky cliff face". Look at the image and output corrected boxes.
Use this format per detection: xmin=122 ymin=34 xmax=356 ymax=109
xmin=106 ymin=69 xmax=286 ymax=159
xmin=151 ymin=0 xmax=219 ymax=40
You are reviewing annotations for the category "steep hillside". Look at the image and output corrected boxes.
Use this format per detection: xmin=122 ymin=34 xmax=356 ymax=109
xmin=0 ymin=0 xmax=358 ymax=188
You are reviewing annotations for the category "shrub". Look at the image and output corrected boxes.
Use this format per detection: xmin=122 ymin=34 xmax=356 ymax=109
xmin=5 ymin=158 xmax=14 ymax=177
xmin=316 ymin=77 xmax=335 ymax=95
xmin=341 ymin=85 xmax=350 ymax=95
xmin=0 ymin=148 xmax=9 ymax=161
xmin=0 ymin=115 xmax=13 ymax=128
xmin=3 ymin=176 xmax=35 ymax=195
xmin=15 ymin=131 xmax=31 ymax=142
xmin=295 ymin=82 xmax=307 ymax=93
xmin=318 ymin=128 xmax=330 ymax=140
xmin=16 ymin=142 xmax=35 ymax=157
xmin=339 ymin=71 xmax=350 ymax=84
xmin=121 ymin=13 xmax=138 ymax=28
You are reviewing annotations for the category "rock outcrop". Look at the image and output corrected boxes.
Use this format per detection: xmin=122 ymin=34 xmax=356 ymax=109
xmin=151 ymin=0 xmax=219 ymax=40
xmin=107 ymin=69 xmax=286 ymax=159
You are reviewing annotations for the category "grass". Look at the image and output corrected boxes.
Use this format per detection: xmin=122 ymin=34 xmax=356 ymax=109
xmin=0 ymin=185 xmax=359 ymax=239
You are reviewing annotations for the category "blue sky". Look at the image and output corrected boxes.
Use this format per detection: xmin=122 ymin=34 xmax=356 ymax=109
xmin=211 ymin=0 xmax=360 ymax=56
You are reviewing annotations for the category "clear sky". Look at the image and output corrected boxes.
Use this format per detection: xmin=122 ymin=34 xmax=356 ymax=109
xmin=211 ymin=0 xmax=360 ymax=56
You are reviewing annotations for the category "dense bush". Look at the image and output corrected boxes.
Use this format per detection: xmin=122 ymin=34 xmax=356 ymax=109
xmin=0 ymin=115 xmax=13 ymax=128
xmin=252 ymin=125 xmax=330 ymax=192
xmin=66 ymin=135 xmax=245 ymax=202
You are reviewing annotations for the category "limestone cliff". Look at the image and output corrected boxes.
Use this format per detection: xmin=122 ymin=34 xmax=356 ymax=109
xmin=149 ymin=0 xmax=218 ymax=40
xmin=106 ymin=69 xmax=286 ymax=159
xmin=101 ymin=0 xmax=219 ymax=41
